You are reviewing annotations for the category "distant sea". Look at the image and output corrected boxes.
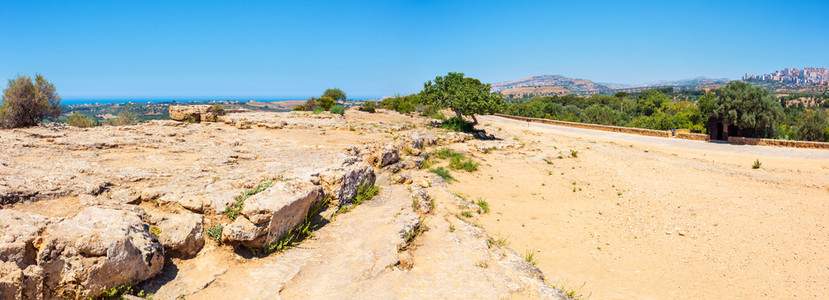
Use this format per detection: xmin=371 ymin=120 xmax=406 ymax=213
xmin=61 ymin=97 xmax=379 ymax=105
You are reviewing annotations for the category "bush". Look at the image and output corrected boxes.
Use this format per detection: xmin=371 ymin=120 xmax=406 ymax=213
xmin=313 ymin=106 xmax=324 ymax=114
xmin=440 ymin=117 xmax=474 ymax=132
xmin=207 ymin=103 xmax=226 ymax=116
xmin=330 ymin=105 xmax=345 ymax=116
xmin=67 ymin=112 xmax=96 ymax=128
xmin=795 ymin=111 xmax=829 ymax=142
xmin=302 ymin=97 xmax=318 ymax=111
xmin=292 ymin=105 xmax=305 ymax=111
xmin=421 ymin=105 xmax=445 ymax=120
xmin=318 ymin=96 xmax=335 ymax=110
xmin=0 ymin=74 xmax=62 ymax=128
xmin=379 ymin=94 xmax=420 ymax=113
xmin=358 ymin=101 xmax=376 ymax=113
xmin=108 ymin=110 xmax=138 ymax=126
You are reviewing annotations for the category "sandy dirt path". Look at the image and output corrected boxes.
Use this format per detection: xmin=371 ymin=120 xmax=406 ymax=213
xmin=442 ymin=115 xmax=829 ymax=299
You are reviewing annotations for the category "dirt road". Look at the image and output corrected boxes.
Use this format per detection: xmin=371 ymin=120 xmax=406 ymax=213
xmin=444 ymin=115 xmax=829 ymax=299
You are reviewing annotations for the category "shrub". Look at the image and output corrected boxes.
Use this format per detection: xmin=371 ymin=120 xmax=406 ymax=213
xmin=330 ymin=105 xmax=345 ymax=115
xmin=67 ymin=112 xmax=96 ymax=128
xmin=313 ymin=106 xmax=324 ymax=114
xmin=440 ymin=117 xmax=474 ymax=132
xmin=379 ymin=94 xmax=420 ymax=113
xmin=318 ymin=96 xmax=335 ymax=110
xmin=359 ymin=101 xmax=376 ymax=113
xmin=292 ymin=105 xmax=305 ymax=111
xmin=108 ymin=110 xmax=138 ymax=126
xmin=796 ymin=110 xmax=829 ymax=142
xmin=0 ymin=74 xmax=62 ymax=128
xmin=207 ymin=103 xmax=226 ymax=116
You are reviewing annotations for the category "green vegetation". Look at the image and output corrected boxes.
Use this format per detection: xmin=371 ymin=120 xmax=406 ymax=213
xmin=206 ymin=224 xmax=223 ymax=243
xmin=317 ymin=96 xmax=335 ymax=110
xmin=262 ymin=196 xmax=330 ymax=255
xmin=487 ymin=235 xmax=510 ymax=247
xmin=67 ymin=112 xmax=97 ymax=128
xmin=399 ymin=218 xmax=429 ymax=251
xmin=449 ymin=155 xmax=479 ymax=172
xmin=570 ymin=149 xmax=579 ymax=158
xmin=379 ymin=93 xmax=421 ymax=114
xmin=461 ymin=210 xmax=473 ymax=218
xmin=322 ymin=88 xmax=347 ymax=102
xmin=313 ymin=106 xmax=324 ymax=114
xmin=108 ymin=110 xmax=138 ymax=126
xmin=440 ymin=117 xmax=474 ymax=132
xmin=330 ymin=104 xmax=345 ymax=115
xmin=225 ymin=180 xmax=273 ymax=221
xmin=149 ymin=226 xmax=161 ymax=238
xmin=429 ymin=167 xmax=455 ymax=182
xmin=420 ymin=72 xmax=505 ymax=125
xmin=752 ymin=159 xmax=762 ymax=169
xmin=95 ymin=284 xmax=153 ymax=300
xmin=502 ymin=82 xmax=829 ymax=142
xmin=358 ymin=101 xmax=376 ymax=113
xmin=336 ymin=181 xmax=379 ymax=215
xmin=0 ymin=74 xmax=62 ymax=128
xmin=524 ymin=250 xmax=538 ymax=266
xmin=475 ymin=198 xmax=490 ymax=214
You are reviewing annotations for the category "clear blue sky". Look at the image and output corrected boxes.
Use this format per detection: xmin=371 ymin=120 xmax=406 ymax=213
xmin=2 ymin=0 xmax=827 ymax=99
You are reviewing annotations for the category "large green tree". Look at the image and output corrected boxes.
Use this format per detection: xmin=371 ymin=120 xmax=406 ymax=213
xmin=0 ymin=74 xmax=62 ymax=128
xmin=419 ymin=72 xmax=504 ymax=125
xmin=322 ymin=88 xmax=347 ymax=102
xmin=636 ymin=89 xmax=670 ymax=116
xmin=714 ymin=81 xmax=783 ymax=137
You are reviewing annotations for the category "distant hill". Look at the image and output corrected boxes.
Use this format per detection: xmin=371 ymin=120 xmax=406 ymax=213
xmin=492 ymin=75 xmax=730 ymax=96
xmin=499 ymin=86 xmax=571 ymax=98
xmin=491 ymin=75 xmax=609 ymax=95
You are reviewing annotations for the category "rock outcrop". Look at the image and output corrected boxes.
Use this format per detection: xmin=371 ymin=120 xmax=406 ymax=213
xmin=317 ymin=157 xmax=376 ymax=207
xmin=150 ymin=211 xmax=205 ymax=257
xmin=223 ymin=180 xmax=324 ymax=248
xmin=169 ymin=105 xmax=211 ymax=122
xmin=0 ymin=208 xmax=165 ymax=299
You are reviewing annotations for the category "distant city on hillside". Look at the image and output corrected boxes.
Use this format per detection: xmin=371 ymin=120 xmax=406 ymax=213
xmin=744 ymin=67 xmax=829 ymax=86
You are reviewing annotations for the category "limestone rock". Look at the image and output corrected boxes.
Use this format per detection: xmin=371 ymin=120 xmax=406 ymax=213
xmin=0 ymin=210 xmax=51 ymax=268
xmin=223 ymin=180 xmax=324 ymax=248
xmin=152 ymin=212 xmax=205 ymax=257
xmin=37 ymin=207 xmax=164 ymax=299
xmin=378 ymin=144 xmax=399 ymax=167
xmin=169 ymin=105 xmax=210 ymax=122
xmin=318 ymin=157 xmax=376 ymax=207
xmin=0 ymin=261 xmax=23 ymax=300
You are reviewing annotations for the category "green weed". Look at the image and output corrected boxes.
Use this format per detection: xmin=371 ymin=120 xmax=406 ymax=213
xmin=476 ymin=198 xmax=490 ymax=214
xmin=752 ymin=159 xmax=762 ymax=169
xmin=206 ymin=224 xmax=223 ymax=243
xmin=225 ymin=180 xmax=273 ymax=221
xmin=429 ymin=167 xmax=455 ymax=183
xmin=524 ymin=250 xmax=538 ymax=266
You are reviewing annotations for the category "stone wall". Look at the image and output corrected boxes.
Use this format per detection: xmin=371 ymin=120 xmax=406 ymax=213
xmin=493 ymin=114 xmax=671 ymax=138
xmin=728 ymin=136 xmax=829 ymax=149
xmin=676 ymin=132 xmax=710 ymax=141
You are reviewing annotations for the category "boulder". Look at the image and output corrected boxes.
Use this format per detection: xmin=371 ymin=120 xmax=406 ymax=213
xmin=317 ymin=157 xmax=376 ymax=207
xmin=223 ymin=180 xmax=324 ymax=248
xmin=169 ymin=105 xmax=210 ymax=122
xmin=37 ymin=207 xmax=164 ymax=299
xmin=152 ymin=212 xmax=205 ymax=257
xmin=0 ymin=261 xmax=23 ymax=300
xmin=0 ymin=210 xmax=51 ymax=268
xmin=378 ymin=144 xmax=399 ymax=167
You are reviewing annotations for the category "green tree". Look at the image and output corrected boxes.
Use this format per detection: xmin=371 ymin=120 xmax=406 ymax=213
xmin=322 ymin=88 xmax=347 ymax=102
xmin=302 ymin=97 xmax=318 ymax=111
xmin=0 ymin=74 xmax=62 ymax=128
xmin=636 ymin=89 xmax=670 ymax=116
xmin=317 ymin=96 xmax=335 ymax=110
xmin=714 ymin=81 xmax=783 ymax=137
xmin=419 ymin=72 xmax=504 ymax=125
xmin=796 ymin=110 xmax=829 ymax=142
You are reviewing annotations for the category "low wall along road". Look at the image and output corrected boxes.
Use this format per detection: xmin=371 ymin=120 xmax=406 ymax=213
xmin=492 ymin=114 xmax=829 ymax=150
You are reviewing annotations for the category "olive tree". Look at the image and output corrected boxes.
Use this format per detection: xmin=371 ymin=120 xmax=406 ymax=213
xmin=419 ymin=72 xmax=504 ymax=125
xmin=0 ymin=74 xmax=62 ymax=128
xmin=714 ymin=81 xmax=783 ymax=137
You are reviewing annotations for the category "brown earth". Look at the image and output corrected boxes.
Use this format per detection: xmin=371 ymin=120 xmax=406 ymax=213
xmin=501 ymin=86 xmax=571 ymax=98
xmin=436 ymin=115 xmax=829 ymax=299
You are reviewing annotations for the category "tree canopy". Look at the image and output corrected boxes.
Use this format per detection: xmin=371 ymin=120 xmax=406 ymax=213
xmin=322 ymin=88 xmax=347 ymax=102
xmin=419 ymin=72 xmax=504 ymax=124
xmin=0 ymin=74 xmax=62 ymax=128
xmin=714 ymin=81 xmax=783 ymax=137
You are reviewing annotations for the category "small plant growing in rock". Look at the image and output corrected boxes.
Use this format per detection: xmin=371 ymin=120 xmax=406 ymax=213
xmin=337 ymin=181 xmax=379 ymax=215
xmin=487 ymin=235 xmax=510 ymax=247
xmin=149 ymin=226 xmax=161 ymax=238
xmin=570 ymin=149 xmax=579 ymax=158
xmin=524 ymin=250 xmax=538 ymax=266
xmin=752 ymin=159 xmax=762 ymax=169
xmin=461 ymin=210 xmax=473 ymax=218
xmin=429 ymin=167 xmax=455 ymax=183
xmin=225 ymin=180 xmax=273 ymax=221
xmin=399 ymin=218 xmax=429 ymax=251
xmin=476 ymin=198 xmax=490 ymax=214
xmin=206 ymin=224 xmax=223 ymax=243
xmin=449 ymin=224 xmax=455 ymax=232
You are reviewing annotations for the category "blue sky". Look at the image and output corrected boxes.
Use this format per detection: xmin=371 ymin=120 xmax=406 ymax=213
xmin=1 ymin=0 xmax=827 ymax=99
